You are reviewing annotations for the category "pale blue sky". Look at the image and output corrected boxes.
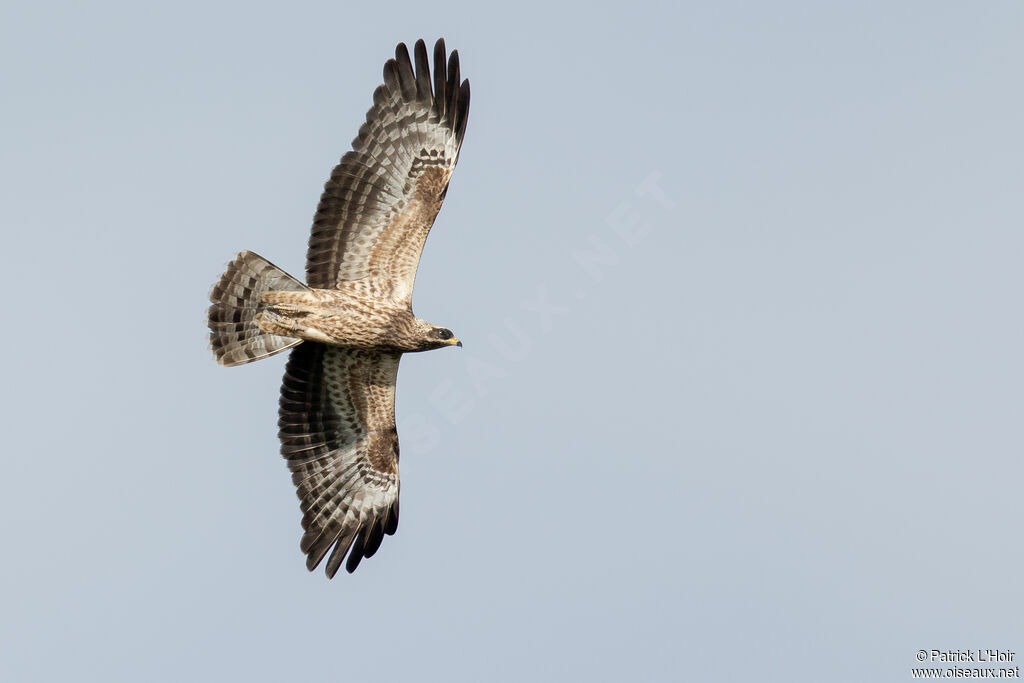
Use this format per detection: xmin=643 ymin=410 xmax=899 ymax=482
xmin=2 ymin=1 xmax=1022 ymax=681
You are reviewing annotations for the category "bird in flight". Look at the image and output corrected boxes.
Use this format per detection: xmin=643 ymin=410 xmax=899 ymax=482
xmin=208 ymin=38 xmax=470 ymax=577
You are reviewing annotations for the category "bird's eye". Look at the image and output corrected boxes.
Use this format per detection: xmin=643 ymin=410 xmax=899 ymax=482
xmin=436 ymin=329 xmax=453 ymax=340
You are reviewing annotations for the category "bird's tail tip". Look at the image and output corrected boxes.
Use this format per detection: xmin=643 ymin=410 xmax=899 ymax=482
xmin=207 ymin=251 xmax=307 ymax=366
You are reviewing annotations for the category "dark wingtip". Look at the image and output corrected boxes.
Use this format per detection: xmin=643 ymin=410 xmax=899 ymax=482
xmin=446 ymin=50 xmax=461 ymax=130
xmin=305 ymin=549 xmax=321 ymax=571
xmin=433 ymin=38 xmax=447 ymax=69
xmin=433 ymin=38 xmax=448 ymax=118
xmin=393 ymin=43 xmax=417 ymax=99
xmin=345 ymin=533 xmax=367 ymax=573
xmin=456 ymin=79 xmax=470 ymax=143
xmin=413 ymin=38 xmax=431 ymax=100
xmin=324 ymin=531 xmax=356 ymax=579
xmin=384 ymin=499 xmax=399 ymax=535
xmin=382 ymin=58 xmax=401 ymax=93
xmin=363 ymin=521 xmax=386 ymax=558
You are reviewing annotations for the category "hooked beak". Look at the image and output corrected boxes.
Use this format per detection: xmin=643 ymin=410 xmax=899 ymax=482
xmin=456 ymin=340 xmax=463 ymax=348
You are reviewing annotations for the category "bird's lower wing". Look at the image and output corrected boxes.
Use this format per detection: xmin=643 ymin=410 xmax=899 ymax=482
xmin=278 ymin=343 xmax=402 ymax=577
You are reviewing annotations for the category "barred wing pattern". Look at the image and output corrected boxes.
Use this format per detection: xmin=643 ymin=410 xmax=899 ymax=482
xmin=279 ymin=343 xmax=402 ymax=576
xmin=305 ymin=38 xmax=470 ymax=306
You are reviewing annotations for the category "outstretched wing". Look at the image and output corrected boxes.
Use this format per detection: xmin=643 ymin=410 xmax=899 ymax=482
xmin=306 ymin=38 xmax=470 ymax=306
xmin=278 ymin=343 xmax=402 ymax=577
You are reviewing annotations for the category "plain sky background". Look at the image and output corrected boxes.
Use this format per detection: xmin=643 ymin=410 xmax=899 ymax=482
xmin=2 ymin=1 xmax=1022 ymax=681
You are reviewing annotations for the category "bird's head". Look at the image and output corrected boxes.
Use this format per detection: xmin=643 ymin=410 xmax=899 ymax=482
xmin=403 ymin=317 xmax=464 ymax=352
xmin=407 ymin=318 xmax=462 ymax=351
xmin=426 ymin=326 xmax=462 ymax=350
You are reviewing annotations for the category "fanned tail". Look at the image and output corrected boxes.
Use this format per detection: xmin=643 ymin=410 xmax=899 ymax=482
xmin=208 ymin=251 xmax=307 ymax=366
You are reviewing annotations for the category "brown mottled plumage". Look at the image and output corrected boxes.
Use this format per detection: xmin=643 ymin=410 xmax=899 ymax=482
xmin=207 ymin=38 xmax=469 ymax=577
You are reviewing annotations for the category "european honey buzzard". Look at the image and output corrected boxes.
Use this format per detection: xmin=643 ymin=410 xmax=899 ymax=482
xmin=208 ymin=38 xmax=469 ymax=577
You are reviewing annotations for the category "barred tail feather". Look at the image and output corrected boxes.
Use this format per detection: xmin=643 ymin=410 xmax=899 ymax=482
xmin=208 ymin=251 xmax=308 ymax=366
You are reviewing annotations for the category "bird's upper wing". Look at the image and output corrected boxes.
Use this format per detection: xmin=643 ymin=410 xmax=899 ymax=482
xmin=305 ymin=38 xmax=470 ymax=306
xmin=278 ymin=342 xmax=402 ymax=577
